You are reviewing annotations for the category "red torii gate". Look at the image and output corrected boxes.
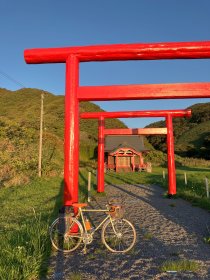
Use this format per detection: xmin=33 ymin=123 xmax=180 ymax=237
xmin=81 ymin=109 xmax=191 ymax=195
xmin=24 ymin=41 xmax=210 ymax=206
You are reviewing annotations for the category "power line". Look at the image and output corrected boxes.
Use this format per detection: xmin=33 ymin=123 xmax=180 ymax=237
xmin=0 ymin=69 xmax=26 ymax=88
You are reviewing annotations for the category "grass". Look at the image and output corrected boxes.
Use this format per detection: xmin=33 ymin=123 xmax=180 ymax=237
xmin=160 ymin=259 xmax=201 ymax=272
xmin=104 ymin=166 xmax=210 ymax=211
xmin=169 ymin=203 xmax=176 ymax=207
xmin=67 ymin=272 xmax=83 ymax=280
xmin=203 ymin=225 xmax=210 ymax=244
xmin=173 ymin=166 xmax=210 ymax=210
xmin=1 ymin=211 xmax=49 ymax=279
xmin=0 ymin=170 xmax=97 ymax=280
xmin=143 ymin=232 xmax=153 ymax=240
xmin=0 ymin=177 xmax=63 ymax=280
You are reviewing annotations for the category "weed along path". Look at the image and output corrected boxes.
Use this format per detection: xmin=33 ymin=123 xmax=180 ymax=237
xmin=47 ymin=184 xmax=210 ymax=280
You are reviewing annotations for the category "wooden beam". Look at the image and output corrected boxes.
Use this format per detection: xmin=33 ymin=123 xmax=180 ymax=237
xmin=24 ymin=41 xmax=210 ymax=64
xmin=78 ymin=83 xmax=210 ymax=101
xmin=104 ymin=128 xmax=167 ymax=135
xmin=81 ymin=109 xmax=192 ymax=119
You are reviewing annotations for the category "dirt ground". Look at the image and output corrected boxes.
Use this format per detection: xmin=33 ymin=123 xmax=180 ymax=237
xmin=47 ymin=184 xmax=210 ymax=280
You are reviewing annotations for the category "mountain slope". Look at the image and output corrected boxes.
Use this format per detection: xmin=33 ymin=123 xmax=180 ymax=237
xmin=175 ymin=120 xmax=210 ymax=158
xmin=0 ymin=88 xmax=127 ymax=186
xmin=146 ymin=102 xmax=210 ymax=159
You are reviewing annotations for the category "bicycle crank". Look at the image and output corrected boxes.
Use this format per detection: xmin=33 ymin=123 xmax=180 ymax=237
xmin=82 ymin=233 xmax=93 ymax=245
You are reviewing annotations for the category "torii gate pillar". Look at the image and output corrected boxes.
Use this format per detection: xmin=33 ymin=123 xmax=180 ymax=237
xmin=98 ymin=117 xmax=105 ymax=192
xmin=64 ymin=56 xmax=79 ymax=205
xmin=166 ymin=114 xmax=176 ymax=196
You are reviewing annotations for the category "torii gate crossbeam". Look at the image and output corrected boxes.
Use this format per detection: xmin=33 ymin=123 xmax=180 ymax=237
xmin=105 ymin=128 xmax=167 ymax=135
xmin=24 ymin=41 xmax=210 ymax=206
xmin=78 ymin=83 xmax=210 ymax=101
xmin=80 ymin=109 xmax=192 ymax=119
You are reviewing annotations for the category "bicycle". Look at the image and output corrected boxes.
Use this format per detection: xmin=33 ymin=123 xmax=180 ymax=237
xmin=50 ymin=200 xmax=136 ymax=254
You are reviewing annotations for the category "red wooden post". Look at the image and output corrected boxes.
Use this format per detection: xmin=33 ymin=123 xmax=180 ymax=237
xmin=132 ymin=155 xmax=135 ymax=172
xmin=116 ymin=156 xmax=118 ymax=173
xmin=166 ymin=114 xmax=176 ymax=196
xmin=64 ymin=55 xmax=79 ymax=205
xmin=139 ymin=152 xmax=144 ymax=167
xmin=97 ymin=117 xmax=105 ymax=192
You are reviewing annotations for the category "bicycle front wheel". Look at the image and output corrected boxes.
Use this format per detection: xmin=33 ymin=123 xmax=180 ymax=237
xmin=50 ymin=216 xmax=83 ymax=253
xmin=101 ymin=218 xmax=136 ymax=253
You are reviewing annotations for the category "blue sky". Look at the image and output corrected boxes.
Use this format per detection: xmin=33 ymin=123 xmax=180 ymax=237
xmin=0 ymin=0 xmax=210 ymax=127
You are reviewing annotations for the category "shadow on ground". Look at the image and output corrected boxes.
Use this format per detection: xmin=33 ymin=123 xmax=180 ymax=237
xmin=47 ymin=181 xmax=210 ymax=280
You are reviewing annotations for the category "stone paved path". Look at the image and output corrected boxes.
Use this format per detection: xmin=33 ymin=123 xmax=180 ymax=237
xmin=47 ymin=184 xmax=210 ymax=280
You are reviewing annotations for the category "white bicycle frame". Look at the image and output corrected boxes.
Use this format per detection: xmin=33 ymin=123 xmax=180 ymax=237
xmin=78 ymin=206 xmax=118 ymax=235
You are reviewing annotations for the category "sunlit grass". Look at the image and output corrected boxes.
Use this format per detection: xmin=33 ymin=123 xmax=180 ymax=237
xmin=0 ymin=210 xmax=50 ymax=279
xmin=160 ymin=259 xmax=201 ymax=272
xmin=0 ymin=172 xmax=95 ymax=279
xmin=66 ymin=272 xmax=83 ymax=280
xmin=104 ymin=166 xmax=210 ymax=211
xmin=0 ymin=177 xmax=63 ymax=279
xmin=203 ymin=225 xmax=210 ymax=245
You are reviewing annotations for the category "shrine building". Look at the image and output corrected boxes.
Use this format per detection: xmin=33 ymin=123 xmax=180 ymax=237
xmin=104 ymin=135 xmax=151 ymax=172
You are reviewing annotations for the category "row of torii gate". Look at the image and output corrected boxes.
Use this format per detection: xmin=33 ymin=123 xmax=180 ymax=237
xmin=80 ymin=109 xmax=191 ymax=195
xmin=24 ymin=41 xmax=210 ymax=206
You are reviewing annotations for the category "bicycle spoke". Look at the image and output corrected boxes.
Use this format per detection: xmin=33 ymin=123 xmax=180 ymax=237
xmin=50 ymin=217 xmax=83 ymax=253
xmin=102 ymin=218 xmax=136 ymax=253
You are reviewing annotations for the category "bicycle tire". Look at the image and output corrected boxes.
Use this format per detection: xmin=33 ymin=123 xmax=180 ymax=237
xmin=101 ymin=218 xmax=136 ymax=253
xmin=50 ymin=216 xmax=83 ymax=253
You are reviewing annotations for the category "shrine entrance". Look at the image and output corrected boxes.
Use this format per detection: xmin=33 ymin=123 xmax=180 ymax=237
xmin=109 ymin=148 xmax=141 ymax=173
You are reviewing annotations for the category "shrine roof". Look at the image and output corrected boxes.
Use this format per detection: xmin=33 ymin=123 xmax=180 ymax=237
xmin=105 ymin=135 xmax=147 ymax=153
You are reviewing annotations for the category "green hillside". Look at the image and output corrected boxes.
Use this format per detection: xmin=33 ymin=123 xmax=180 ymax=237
xmin=175 ymin=120 xmax=210 ymax=158
xmin=146 ymin=102 xmax=210 ymax=160
xmin=0 ymin=88 xmax=126 ymax=187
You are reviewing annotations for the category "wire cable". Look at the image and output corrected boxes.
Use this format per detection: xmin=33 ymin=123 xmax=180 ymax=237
xmin=0 ymin=69 xmax=26 ymax=88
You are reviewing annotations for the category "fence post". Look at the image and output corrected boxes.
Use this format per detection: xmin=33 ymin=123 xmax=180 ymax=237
xmin=88 ymin=172 xmax=91 ymax=202
xmin=205 ymin=177 xmax=209 ymax=198
xmin=163 ymin=170 xmax=165 ymax=180
xmin=184 ymin=172 xmax=187 ymax=185
xmin=95 ymin=169 xmax=97 ymax=185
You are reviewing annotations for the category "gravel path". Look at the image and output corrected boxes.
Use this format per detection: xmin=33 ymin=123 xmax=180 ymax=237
xmin=47 ymin=184 xmax=210 ymax=280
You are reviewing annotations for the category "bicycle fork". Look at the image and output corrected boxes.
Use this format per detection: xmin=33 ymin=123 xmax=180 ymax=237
xmin=110 ymin=218 xmax=119 ymax=235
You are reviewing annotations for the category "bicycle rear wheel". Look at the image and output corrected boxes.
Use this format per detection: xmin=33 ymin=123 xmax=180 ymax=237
xmin=101 ymin=218 xmax=136 ymax=253
xmin=50 ymin=216 xmax=83 ymax=253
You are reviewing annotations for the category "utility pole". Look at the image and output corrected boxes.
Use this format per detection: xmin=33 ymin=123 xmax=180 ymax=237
xmin=38 ymin=92 xmax=44 ymax=177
